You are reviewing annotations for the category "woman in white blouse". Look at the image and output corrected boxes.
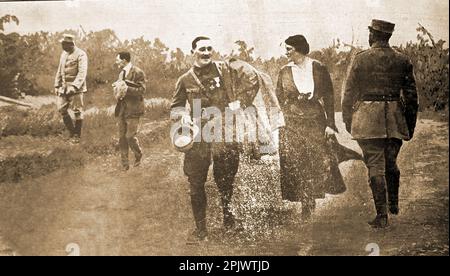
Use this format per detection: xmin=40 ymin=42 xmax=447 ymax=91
xmin=276 ymin=35 xmax=339 ymax=220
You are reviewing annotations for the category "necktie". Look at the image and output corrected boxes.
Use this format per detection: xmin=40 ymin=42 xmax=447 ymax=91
xmin=121 ymin=69 xmax=126 ymax=81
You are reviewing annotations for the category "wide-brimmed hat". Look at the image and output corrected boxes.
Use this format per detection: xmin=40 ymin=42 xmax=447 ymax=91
xmin=60 ymin=34 xmax=75 ymax=44
xmin=171 ymin=123 xmax=200 ymax=153
xmin=368 ymin=19 xmax=395 ymax=34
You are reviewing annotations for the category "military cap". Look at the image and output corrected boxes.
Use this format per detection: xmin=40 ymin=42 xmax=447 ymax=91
xmin=60 ymin=34 xmax=75 ymax=44
xmin=368 ymin=19 xmax=395 ymax=34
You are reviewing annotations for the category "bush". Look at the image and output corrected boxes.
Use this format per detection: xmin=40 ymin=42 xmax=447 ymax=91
xmin=0 ymin=104 xmax=64 ymax=137
xmin=2 ymin=14 xmax=448 ymax=115
xmin=0 ymin=135 xmax=85 ymax=183
xmin=396 ymin=25 xmax=449 ymax=111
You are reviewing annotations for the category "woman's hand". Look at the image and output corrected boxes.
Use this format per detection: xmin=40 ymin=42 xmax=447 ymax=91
xmin=325 ymin=126 xmax=337 ymax=139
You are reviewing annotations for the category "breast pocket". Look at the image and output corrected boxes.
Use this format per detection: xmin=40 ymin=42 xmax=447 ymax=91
xmin=65 ymin=58 xmax=79 ymax=72
xmin=66 ymin=57 xmax=78 ymax=66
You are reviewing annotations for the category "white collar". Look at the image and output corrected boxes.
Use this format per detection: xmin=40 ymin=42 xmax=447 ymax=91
xmin=287 ymin=57 xmax=315 ymax=99
xmin=286 ymin=57 xmax=312 ymax=68
xmin=123 ymin=63 xmax=133 ymax=75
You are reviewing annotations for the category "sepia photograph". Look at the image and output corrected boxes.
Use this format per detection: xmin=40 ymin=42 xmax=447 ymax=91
xmin=0 ymin=0 xmax=448 ymax=259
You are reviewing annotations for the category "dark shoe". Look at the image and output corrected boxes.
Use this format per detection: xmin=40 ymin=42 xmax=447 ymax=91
xmin=134 ymin=152 xmax=143 ymax=167
xmin=389 ymin=204 xmax=399 ymax=215
xmin=186 ymin=229 xmax=208 ymax=245
xmin=368 ymin=215 xmax=388 ymax=228
xmin=121 ymin=165 xmax=130 ymax=172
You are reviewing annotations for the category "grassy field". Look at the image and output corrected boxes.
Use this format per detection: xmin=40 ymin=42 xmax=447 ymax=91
xmin=0 ymin=111 xmax=447 ymax=256
xmin=0 ymin=96 xmax=170 ymax=184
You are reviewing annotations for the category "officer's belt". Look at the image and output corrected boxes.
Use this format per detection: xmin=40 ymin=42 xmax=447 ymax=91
xmin=360 ymin=94 xmax=400 ymax=101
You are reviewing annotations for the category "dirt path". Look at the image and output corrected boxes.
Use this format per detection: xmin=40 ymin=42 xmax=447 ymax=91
xmin=0 ymin=115 xmax=448 ymax=256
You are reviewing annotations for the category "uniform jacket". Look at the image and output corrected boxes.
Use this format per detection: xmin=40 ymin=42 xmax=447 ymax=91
xmin=54 ymin=47 xmax=88 ymax=92
xmin=114 ymin=65 xmax=146 ymax=119
xmin=276 ymin=59 xmax=338 ymax=132
xmin=342 ymin=42 xmax=418 ymax=140
xmin=171 ymin=58 xmax=259 ymax=113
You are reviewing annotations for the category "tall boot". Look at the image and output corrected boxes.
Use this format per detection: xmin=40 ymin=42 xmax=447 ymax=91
xmin=74 ymin=119 xmax=83 ymax=137
xmin=70 ymin=119 xmax=82 ymax=144
xmin=62 ymin=114 xmax=75 ymax=138
xmin=368 ymin=176 xmax=388 ymax=228
xmin=220 ymin=189 xmax=235 ymax=230
xmin=386 ymin=170 xmax=400 ymax=215
xmin=190 ymin=187 xmax=208 ymax=240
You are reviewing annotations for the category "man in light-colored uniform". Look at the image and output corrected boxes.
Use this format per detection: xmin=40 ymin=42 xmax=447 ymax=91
xmin=54 ymin=34 xmax=88 ymax=143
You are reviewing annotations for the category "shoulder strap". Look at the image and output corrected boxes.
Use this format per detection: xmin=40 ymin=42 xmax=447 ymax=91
xmin=188 ymin=68 xmax=206 ymax=91
xmin=213 ymin=61 xmax=224 ymax=78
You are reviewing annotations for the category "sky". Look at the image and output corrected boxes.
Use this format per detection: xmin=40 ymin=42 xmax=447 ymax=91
xmin=1 ymin=0 xmax=449 ymax=58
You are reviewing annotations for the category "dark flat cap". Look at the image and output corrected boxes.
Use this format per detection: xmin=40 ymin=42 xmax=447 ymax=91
xmin=369 ymin=19 xmax=395 ymax=34
xmin=285 ymin=35 xmax=310 ymax=55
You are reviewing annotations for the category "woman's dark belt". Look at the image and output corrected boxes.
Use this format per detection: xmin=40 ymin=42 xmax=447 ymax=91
xmin=360 ymin=94 xmax=400 ymax=101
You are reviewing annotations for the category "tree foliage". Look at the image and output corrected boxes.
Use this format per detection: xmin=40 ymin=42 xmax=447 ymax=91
xmin=0 ymin=15 xmax=448 ymax=111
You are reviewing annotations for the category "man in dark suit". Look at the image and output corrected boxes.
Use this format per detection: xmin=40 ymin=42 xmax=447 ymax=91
xmin=342 ymin=19 xmax=418 ymax=228
xmin=114 ymin=52 xmax=146 ymax=171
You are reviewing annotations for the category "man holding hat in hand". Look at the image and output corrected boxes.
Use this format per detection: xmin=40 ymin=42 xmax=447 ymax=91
xmin=113 ymin=51 xmax=146 ymax=171
xmin=171 ymin=36 xmax=260 ymax=243
xmin=54 ymin=34 xmax=88 ymax=144
xmin=342 ymin=19 xmax=418 ymax=228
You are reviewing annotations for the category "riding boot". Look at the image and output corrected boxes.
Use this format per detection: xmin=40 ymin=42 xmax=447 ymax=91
xmin=386 ymin=170 xmax=400 ymax=215
xmin=368 ymin=176 xmax=388 ymax=228
xmin=62 ymin=114 xmax=75 ymax=138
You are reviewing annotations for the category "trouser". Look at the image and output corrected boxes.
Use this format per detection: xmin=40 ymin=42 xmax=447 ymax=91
xmin=118 ymin=116 xmax=142 ymax=167
xmin=357 ymin=138 xmax=403 ymax=215
xmin=58 ymin=93 xmax=84 ymax=138
xmin=183 ymin=142 xmax=240 ymax=232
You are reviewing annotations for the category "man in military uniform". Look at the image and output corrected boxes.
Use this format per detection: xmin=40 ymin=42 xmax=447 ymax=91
xmin=171 ymin=36 xmax=259 ymax=242
xmin=342 ymin=20 xmax=418 ymax=228
xmin=54 ymin=34 xmax=88 ymax=144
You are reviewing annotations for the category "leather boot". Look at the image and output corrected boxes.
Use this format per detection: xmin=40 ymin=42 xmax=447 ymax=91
xmin=72 ymin=119 xmax=82 ymax=143
xmin=221 ymin=189 xmax=235 ymax=230
xmin=74 ymin=119 xmax=82 ymax=138
xmin=62 ymin=114 xmax=75 ymax=138
xmin=190 ymin=187 xmax=208 ymax=240
xmin=386 ymin=170 xmax=400 ymax=215
xmin=368 ymin=176 xmax=388 ymax=228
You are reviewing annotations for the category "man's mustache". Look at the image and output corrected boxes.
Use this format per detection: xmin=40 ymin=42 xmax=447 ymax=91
xmin=201 ymin=55 xmax=211 ymax=59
